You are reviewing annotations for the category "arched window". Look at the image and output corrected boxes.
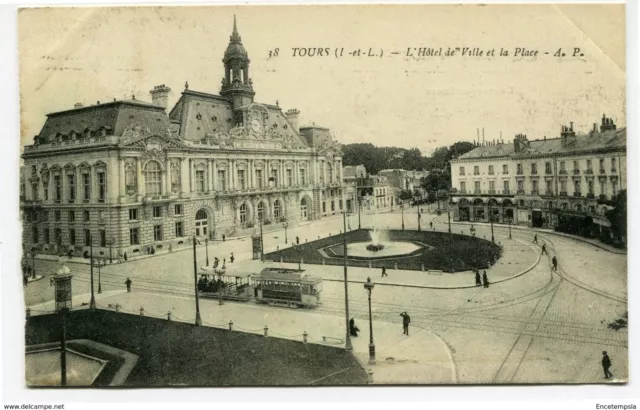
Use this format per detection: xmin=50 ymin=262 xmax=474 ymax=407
xmin=257 ymin=202 xmax=265 ymax=221
xmin=240 ymin=203 xmax=247 ymax=224
xmin=145 ymin=161 xmax=162 ymax=196
xmin=273 ymin=200 xmax=282 ymax=220
xmin=300 ymin=198 xmax=308 ymax=220
xmin=195 ymin=209 xmax=208 ymax=237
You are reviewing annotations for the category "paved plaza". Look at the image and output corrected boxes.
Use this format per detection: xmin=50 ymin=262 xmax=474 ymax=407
xmin=26 ymin=208 xmax=628 ymax=384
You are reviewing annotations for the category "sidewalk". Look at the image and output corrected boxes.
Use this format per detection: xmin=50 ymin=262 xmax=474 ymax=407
xmin=28 ymin=290 xmax=456 ymax=385
xmin=436 ymin=219 xmax=626 ymax=254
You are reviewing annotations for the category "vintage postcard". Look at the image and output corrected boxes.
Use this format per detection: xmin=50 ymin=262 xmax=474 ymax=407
xmin=18 ymin=4 xmax=626 ymax=387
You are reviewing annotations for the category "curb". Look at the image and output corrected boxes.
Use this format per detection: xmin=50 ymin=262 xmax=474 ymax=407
xmin=442 ymin=220 xmax=626 ymax=255
xmin=322 ymin=238 xmax=540 ymax=290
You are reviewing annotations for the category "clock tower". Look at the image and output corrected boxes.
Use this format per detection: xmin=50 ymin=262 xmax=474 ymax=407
xmin=220 ymin=15 xmax=255 ymax=111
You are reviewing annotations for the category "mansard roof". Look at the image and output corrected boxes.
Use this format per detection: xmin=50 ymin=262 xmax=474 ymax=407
xmin=37 ymin=100 xmax=170 ymax=143
xmin=457 ymin=127 xmax=626 ymax=161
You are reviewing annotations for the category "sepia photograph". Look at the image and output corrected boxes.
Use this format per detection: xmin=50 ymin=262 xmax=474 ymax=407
xmin=15 ymin=4 xmax=627 ymax=388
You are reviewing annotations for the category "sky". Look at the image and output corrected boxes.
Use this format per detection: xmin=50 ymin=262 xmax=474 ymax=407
xmin=18 ymin=4 xmax=626 ymax=154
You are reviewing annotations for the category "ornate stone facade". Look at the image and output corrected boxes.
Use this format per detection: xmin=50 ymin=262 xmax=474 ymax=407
xmin=20 ymin=17 xmax=346 ymax=257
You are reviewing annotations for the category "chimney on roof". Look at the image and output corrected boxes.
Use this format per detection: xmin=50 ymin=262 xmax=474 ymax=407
xmin=96 ymin=101 xmax=100 ymax=105
xmin=150 ymin=84 xmax=171 ymax=110
xmin=285 ymin=109 xmax=300 ymax=133
xmin=74 ymin=103 xmax=83 ymax=108
xmin=561 ymin=123 xmax=576 ymax=147
xmin=600 ymin=114 xmax=616 ymax=133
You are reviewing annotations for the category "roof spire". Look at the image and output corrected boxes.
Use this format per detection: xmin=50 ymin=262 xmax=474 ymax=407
xmin=230 ymin=14 xmax=241 ymax=43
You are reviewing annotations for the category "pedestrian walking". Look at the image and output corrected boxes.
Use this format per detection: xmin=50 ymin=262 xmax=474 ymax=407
xmin=125 ymin=277 xmax=132 ymax=293
xmin=168 ymin=244 xmax=173 ymax=253
xmin=223 ymin=258 xmax=226 ymax=265
xmin=381 ymin=267 xmax=388 ymax=278
xmin=23 ymin=274 xmax=28 ymax=287
xmin=552 ymin=256 xmax=558 ymax=271
xmin=222 ymin=234 xmax=226 ymax=242
xmin=124 ymin=252 xmax=128 ymax=262
xmin=541 ymin=244 xmax=547 ymax=255
xmin=296 ymin=236 xmax=300 ymax=245
xmin=230 ymin=253 xmax=235 ymax=263
xmin=349 ymin=318 xmax=360 ymax=337
xmin=475 ymin=270 xmax=482 ymax=286
xmin=400 ymin=312 xmax=411 ymax=335
xmin=214 ymin=257 xmax=219 ymax=269
xmin=602 ymin=351 xmax=613 ymax=379
xmin=533 ymin=234 xmax=538 ymax=244
xmin=430 ymin=221 xmax=433 ymax=230
xmin=482 ymin=270 xmax=490 ymax=288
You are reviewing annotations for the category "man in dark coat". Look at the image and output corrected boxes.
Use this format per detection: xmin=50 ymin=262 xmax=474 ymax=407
xmin=541 ymin=244 xmax=547 ymax=255
xmin=349 ymin=318 xmax=360 ymax=337
xmin=230 ymin=253 xmax=235 ymax=263
xmin=381 ymin=267 xmax=388 ymax=277
xmin=222 ymin=234 xmax=226 ymax=242
xmin=475 ymin=270 xmax=482 ymax=286
xmin=533 ymin=234 xmax=538 ymax=243
xmin=602 ymin=351 xmax=613 ymax=379
xmin=296 ymin=236 xmax=300 ymax=245
xmin=482 ymin=270 xmax=490 ymax=288
xmin=400 ymin=311 xmax=411 ymax=335
xmin=125 ymin=277 xmax=132 ymax=293
xmin=552 ymin=256 xmax=558 ymax=271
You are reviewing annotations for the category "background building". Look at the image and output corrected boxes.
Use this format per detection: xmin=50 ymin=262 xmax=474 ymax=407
xmin=20 ymin=18 xmax=345 ymax=258
xmin=450 ymin=115 xmax=626 ymax=236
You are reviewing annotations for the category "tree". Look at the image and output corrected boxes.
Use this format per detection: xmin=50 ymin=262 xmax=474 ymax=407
xmin=606 ymin=189 xmax=626 ymax=243
xmin=449 ymin=141 xmax=476 ymax=159
xmin=399 ymin=190 xmax=414 ymax=201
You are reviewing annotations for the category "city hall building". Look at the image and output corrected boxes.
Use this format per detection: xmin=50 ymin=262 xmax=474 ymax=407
xmin=449 ymin=115 xmax=626 ymax=231
xmin=20 ymin=18 xmax=346 ymax=258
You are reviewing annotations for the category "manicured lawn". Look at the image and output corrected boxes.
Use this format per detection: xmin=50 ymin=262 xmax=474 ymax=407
xmin=266 ymin=229 xmax=501 ymax=272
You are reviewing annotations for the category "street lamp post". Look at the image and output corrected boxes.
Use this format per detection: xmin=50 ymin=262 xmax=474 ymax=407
xmin=31 ymin=251 xmax=36 ymax=279
xmin=343 ymin=211 xmax=352 ymax=352
xmin=489 ymin=203 xmax=495 ymax=243
xmin=417 ymin=208 xmax=421 ymax=232
xmin=260 ymin=218 xmax=264 ymax=262
xmin=192 ymin=237 xmax=202 ymax=326
xmin=97 ymin=258 xmax=103 ymax=294
xmin=357 ymin=197 xmax=362 ymax=230
xmin=109 ymin=238 xmax=113 ymax=264
xmin=89 ymin=237 xmax=96 ymax=309
xmin=364 ymin=277 xmax=375 ymax=365
xmin=508 ymin=217 xmax=512 ymax=239
xmin=283 ymin=221 xmax=289 ymax=244
xmin=401 ymin=204 xmax=405 ymax=231
xmin=205 ymin=238 xmax=209 ymax=266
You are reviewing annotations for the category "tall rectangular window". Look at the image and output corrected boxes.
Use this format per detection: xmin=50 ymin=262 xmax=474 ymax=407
xmin=69 ymin=229 xmax=76 ymax=245
xmin=588 ymin=180 xmax=594 ymax=194
xmin=517 ymin=164 xmax=523 ymax=174
xmin=153 ymin=206 xmax=162 ymax=218
xmin=560 ymin=162 xmax=566 ymax=171
xmin=255 ymin=169 xmax=263 ymax=189
xmin=129 ymin=208 xmax=138 ymax=220
xmin=54 ymin=175 xmax=62 ymax=202
xmin=503 ymin=181 xmax=509 ymax=192
xmin=474 ymin=181 xmax=481 ymax=192
xmin=44 ymin=228 xmax=50 ymax=244
xmin=83 ymin=173 xmax=91 ymax=200
xmin=286 ymin=169 xmax=293 ymax=186
xmin=503 ymin=165 xmax=508 ymax=174
xmin=573 ymin=160 xmax=579 ymax=170
xmin=587 ymin=159 xmax=592 ymax=170
xmin=154 ymin=225 xmax=163 ymax=241
xmin=174 ymin=204 xmax=183 ymax=215
xmin=129 ymin=228 xmax=140 ymax=245
xmin=31 ymin=184 xmax=38 ymax=201
xmin=83 ymin=210 xmax=90 ymax=222
xmin=611 ymin=158 xmax=616 ymax=170
xmin=460 ymin=182 xmax=466 ymax=192
xmin=175 ymin=222 xmax=184 ymax=237
xmin=560 ymin=180 xmax=567 ymax=192
xmin=100 ymin=230 xmax=106 ymax=247
xmin=55 ymin=228 xmax=62 ymax=245
xmin=271 ymin=169 xmax=278 ymax=187
xmin=532 ymin=180 xmax=538 ymax=193
xmin=67 ymin=174 xmax=76 ymax=202
xmin=531 ymin=164 xmax=537 ymax=174
xmin=43 ymin=185 xmax=48 ymax=201
xmin=459 ymin=166 xmax=465 ymax=176
xmin=237 ymin=170 xmax=246 ymax=190
xmin=69 ymin=211 xmax=75 ymax=222
xmin=489 ymin=181 xmax=495 ymax=192
xmin=55 ymin=210 xmax=61 ymax=221
xmin=217 ymin=170 xmax=226 ymax=191
xmin=195 ymin=170 xmax=205 ymax=193
xmin=545 ymin=162 xmax=552 ymax=174
xmin=84 ymin=229 xmax=91 ymax=246
xmin=300 ymin=169 xmax=306 ymax=185
xmin=546 ymin=180 xmax=553 ymax=193
xmin=488 ymin=165 xmax=494 ymax=175
xmin=32 ymin=226 xmax=38 ymax=243
xmin=518 ymin=180 xmax=524 ymax=191
xmin=97 ymin=172 xmax=106 ymax=202
xmin=474 ymin=166 xmax=479 ymax=175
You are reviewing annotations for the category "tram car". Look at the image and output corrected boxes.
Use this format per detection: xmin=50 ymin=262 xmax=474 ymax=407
xmin=251 ymin=268 xmax=323 ymax=308
xmin=197 ymin=273 xmax=252 ymax=302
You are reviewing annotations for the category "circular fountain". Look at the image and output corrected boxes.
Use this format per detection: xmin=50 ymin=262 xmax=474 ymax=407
xmin=345 ymin=226 xmax=422 ymax=258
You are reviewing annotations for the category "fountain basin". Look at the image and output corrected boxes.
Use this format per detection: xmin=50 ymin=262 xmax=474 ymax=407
xmin=345 ymin=241 xmax=423 ymax=258
xmin=26 ymin=348 xmax=106 ymax=386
